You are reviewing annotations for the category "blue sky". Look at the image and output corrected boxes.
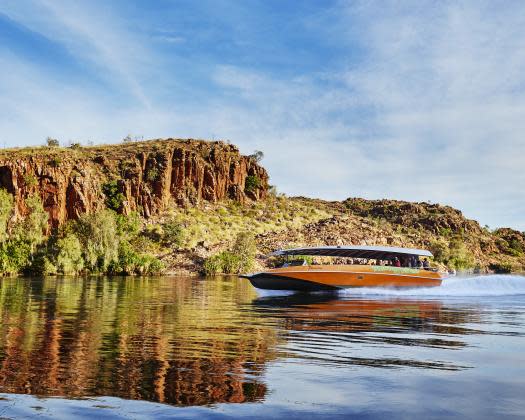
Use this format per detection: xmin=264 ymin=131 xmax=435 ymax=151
xmin=0 ymin=1 xmax=524 ymax=230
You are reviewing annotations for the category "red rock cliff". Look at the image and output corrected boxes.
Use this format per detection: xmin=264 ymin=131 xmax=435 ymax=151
xmin=0 ymin=138 xmax=269 ymax=227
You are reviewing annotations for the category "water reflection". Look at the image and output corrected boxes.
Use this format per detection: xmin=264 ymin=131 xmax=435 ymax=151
xmin=0 ymin=276 xmax=489 ymax=406
xmin=0 ymin=276 xmax=274 ymax=405
xmin=250 ymin=294 xmax=479 ymax=370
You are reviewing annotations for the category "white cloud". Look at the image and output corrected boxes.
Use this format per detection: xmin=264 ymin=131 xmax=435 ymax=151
xmin=0 ymin=1 xmax=524 ymax=230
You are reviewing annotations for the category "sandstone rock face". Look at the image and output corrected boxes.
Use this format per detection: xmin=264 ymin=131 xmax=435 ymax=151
xmin=0 ymin=139 xmax=268 ymax=227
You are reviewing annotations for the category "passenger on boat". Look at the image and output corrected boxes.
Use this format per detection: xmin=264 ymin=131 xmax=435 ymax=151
xmin=423 ymin=258 xmax=430 ymax=269
xmin=394 ymin=257 xmax=401 ymax=267
xmin=411 ymin=256 xmax=418 ymax=268
xmin=417 ymin=259 xmax=423 ymax=268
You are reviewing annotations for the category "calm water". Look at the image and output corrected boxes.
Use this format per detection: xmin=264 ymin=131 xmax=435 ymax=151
xmin=0 ymin=275 xmax=525 ymax=419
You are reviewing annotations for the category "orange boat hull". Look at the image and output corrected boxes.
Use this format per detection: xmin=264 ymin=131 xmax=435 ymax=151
xmin=243 ymin=265 xmax=443 ymax=291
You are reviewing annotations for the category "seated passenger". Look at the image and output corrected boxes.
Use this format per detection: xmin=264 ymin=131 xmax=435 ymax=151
xmin=422 ymin=258 xmax=430 ymax=269
xmin=394 ymin=257 xmax=401 ymax=267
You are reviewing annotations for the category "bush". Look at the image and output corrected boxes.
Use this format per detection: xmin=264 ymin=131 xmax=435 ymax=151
xmin=56 ymin=233 xmax=84 ymax=274
xmin=23 ymin=174 xmax=37 ymax=187
xmin=146 ymin=167 xmax=160 ymax=182
xmin=0 ymin=239 xmax=31 ymax=275
xmin=431 ymin=237 xmax=475 ymax=270
xmin=244 ymin=175 xmax=261 ymax=193
xmin=232 ymin=231 xmax=256 ymax=272
xmin=74 ymin=210 xmax=119 ymax=272
xmin=13 ymin=194 xmax=48 ymax=254
xmin=102 ymin=180 xmax=126 ymax=212
xmin=49 ymin=157 xmax=61 ymax=168
xmin=0 ymin=189 xmax=13 ymax=242
xmin=489 ymin=262 xmax=515 ymax=274
xmin=110 ymin=240 xmax=164 ymax=275
xmin=203 ymin=254 xmax=223 ymax=275
xmin=202 ymin=231 xmax=256 ymax=275
xmin=162 ymin=219 xmax=184 ymax=246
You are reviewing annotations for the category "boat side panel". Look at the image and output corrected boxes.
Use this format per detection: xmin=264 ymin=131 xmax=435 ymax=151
xmin=248 ymin=274 xmax=340 ymax=291
xmin=267 ymin=265 xmax=442 ymax=288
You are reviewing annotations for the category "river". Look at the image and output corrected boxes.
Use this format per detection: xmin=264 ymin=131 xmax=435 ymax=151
xmin=0 ymin=275 xmax=524 ymax=419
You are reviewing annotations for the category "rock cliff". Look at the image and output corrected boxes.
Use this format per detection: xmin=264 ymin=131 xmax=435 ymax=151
xmin=0 ymin=139 xmax=268 ymax=227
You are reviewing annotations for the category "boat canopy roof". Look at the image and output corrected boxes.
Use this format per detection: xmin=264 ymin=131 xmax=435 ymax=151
xmin=270 ymin=245 xmax=433 ymax=259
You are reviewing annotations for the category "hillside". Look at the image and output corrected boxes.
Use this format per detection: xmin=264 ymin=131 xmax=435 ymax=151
xmin=153 ymin=196 xmax=524 ymax=275
xmin=0 ymin=138 xmax=522 ymax=275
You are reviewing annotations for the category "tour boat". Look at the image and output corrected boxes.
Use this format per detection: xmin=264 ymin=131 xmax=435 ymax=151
xmin=241 ymin=245 xmax=444 ymax=291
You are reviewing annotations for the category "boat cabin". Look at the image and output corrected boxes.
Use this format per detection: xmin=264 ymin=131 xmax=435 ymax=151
xmin=271 ymin=245 xmax=434 ymax=270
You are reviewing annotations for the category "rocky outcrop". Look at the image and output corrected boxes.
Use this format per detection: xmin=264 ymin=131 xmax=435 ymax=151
xmin=0 ymin=139 xmax=268 ymax=227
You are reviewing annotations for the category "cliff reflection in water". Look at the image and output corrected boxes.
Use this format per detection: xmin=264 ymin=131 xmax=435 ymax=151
xmin=0 ymin=276 xmax=484 ymax=406
xmin=0 ymin=276 xmax=273 ymax=405
xmin=251 ymin=293 xmax=480 ymax=370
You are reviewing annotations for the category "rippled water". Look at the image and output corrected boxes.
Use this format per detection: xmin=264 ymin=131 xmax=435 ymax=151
xmin=0 ymin=275 xmax=524 ymax=419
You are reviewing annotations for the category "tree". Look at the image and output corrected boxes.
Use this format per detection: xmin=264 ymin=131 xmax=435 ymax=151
xmin=56 ymin=233 xmax=84 ymax=274
xmin=14 ymin=194 xmax=48 ymax=254
xmin=74 ymin=210 xmax=119 ymax=272
xmin=102 ymin=180 xmax=125 ymax=212
xmin=249 ymin=150 xmax=264 ymax=162
xmin=46 ymin=137 xmax=59 ymax=147
xmin=0 ymin=189 xmax=13 ymax=242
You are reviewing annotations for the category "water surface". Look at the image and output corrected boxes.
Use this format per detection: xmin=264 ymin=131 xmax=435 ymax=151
xmin=0 ymin=275 xmax=524 ymax=419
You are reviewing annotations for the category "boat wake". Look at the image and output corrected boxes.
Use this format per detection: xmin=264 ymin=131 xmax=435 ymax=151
xmin=340 ymin=275 xmax=525 ymax=297
xmin=252 ymin=275 xmax=525 ymax=298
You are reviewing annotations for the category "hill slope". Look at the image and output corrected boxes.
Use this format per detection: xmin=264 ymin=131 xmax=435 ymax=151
xmin=0 ymin=138 xmax=522 ymax=275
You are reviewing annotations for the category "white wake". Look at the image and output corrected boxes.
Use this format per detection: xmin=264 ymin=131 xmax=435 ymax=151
xmin=253 ymin=275 xmax=525 ymax=298
xmin=340 ymin=275 xmax=525 ymax=297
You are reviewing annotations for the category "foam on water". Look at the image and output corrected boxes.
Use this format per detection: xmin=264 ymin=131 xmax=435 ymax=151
xmin=340 ymin=275 xmax=525 ymax=297
xmin=253 ymin=275 xmax=525 ymax=298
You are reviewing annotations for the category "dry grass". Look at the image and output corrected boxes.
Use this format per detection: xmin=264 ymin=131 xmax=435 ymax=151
xmin=160 ymin=196 xmax=332 ymax=250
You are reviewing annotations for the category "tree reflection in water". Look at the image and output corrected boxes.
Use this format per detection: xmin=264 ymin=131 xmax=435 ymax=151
xmin=0 ymin=277 xmax=483 ymax=406
xmin=0 ymin=277 xmax=272 ymax=405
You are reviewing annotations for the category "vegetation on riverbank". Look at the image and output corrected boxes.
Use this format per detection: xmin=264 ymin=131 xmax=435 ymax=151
xmin=0 ymin=189 xmax=163 ymax=276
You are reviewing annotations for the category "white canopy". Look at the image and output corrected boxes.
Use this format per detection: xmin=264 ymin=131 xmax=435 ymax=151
xmin=270 ymin=245 xmax=433 ymax=259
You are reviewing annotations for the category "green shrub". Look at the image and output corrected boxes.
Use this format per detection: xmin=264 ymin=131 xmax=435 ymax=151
xmin=0 ymin=239 xmax=31 ymax=275
xmin=489 ymin=262 xmax=514 ymax=274
xmin=102 ymin=180 xmax=125 ymax=212
xmin=232 ymin=231 xmax=256 ymax=272
xmin=23 ymin=174 xmax=37 ymax=187
xmin=74 ymin=209 xmax=119 ymax=272
xmin=0 ymin=189 xmax=13 ymax=242
xmin=146 ymin=167 xmax=160 ymax=182
xmin=430 ymin=237 xmax=475 ymax=270
xmin=203 ymin=231 xmax=256 ymax=275
xmin=203 ymin=254 xmax=223 ymax=275
xmin=49 ymin=157 xmax=61 ymax=168
xmin=508 ymin=239 xmax=524 ymax=256
xmin=111 ymin=240 xmax=164 ymax=275
xmin=13 ymin=195 xmax=48 ymax=254
xmin=162 ymin=219 xmax=184 ymax=246
xmin=56 ymin=233 xmax=84 ymax=274
xmin=116 ymin=212 xmax=141 ymax=239
xmin=244 ymin=175 xmax=261 ymax=193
